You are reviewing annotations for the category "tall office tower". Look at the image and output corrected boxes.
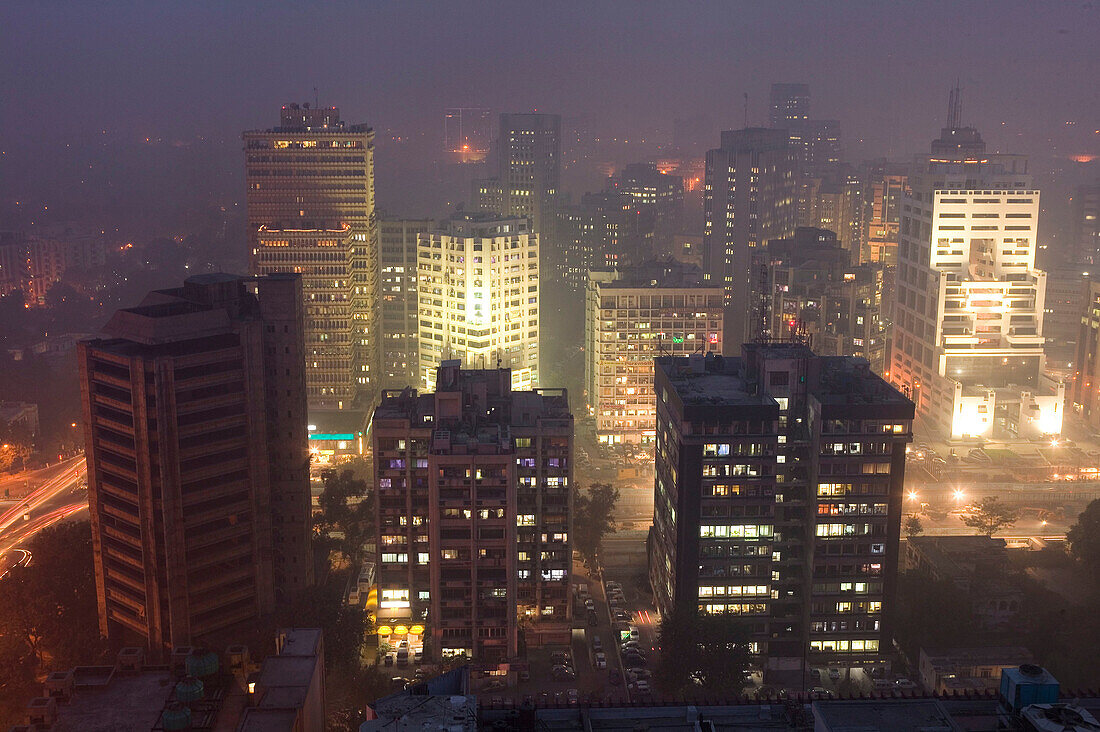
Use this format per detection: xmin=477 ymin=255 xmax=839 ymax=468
xmin=1043 ymin=265 xmax=1089 ymax=372
xmin=77 ymin=274 xmax=312 ymax=653
xmin=1072 ymin=281 xmax=1100 ymax=429
xmin=372 ymin=362 xmax=573 ymax=663
xmin=889 ymin=93 xmax=1062 ymax=439
xmin=244 ymin=103 xmax=378 ymax=412
xmin=584 ymin=260 xmax=723 ymax=445
xmin=753 ymin=228 xmax=887 ymax=373
xmin=380 ymin=218 xmax=432 ymax=390
xmin=864 ymin=163 xmax=909 ymax=265
xmin=769 ymin=83 xmax=811 ymax=129
xmin=552 ymin=190 xmax=653 ymax=292
xmin=472 ymin=113 xmax=561 ymax=235
xmin=649 ymin=345 xmax=913 ymax=677
xmin=803 ymin=167 xmax=866 ymax=261
xmin=1072 ymin=182 xmax=1100 ymax=265
xmin=417 ymin=212 xmax=539 ymax=392
xmin=609 ymin=163 xmax=685 ymax=244
xmin=703 ymin=129 xmax=798 ymax=348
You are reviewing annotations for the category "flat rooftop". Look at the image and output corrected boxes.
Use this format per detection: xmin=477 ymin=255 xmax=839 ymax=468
xmin=52 ymin=669 xmax=174 ymax=732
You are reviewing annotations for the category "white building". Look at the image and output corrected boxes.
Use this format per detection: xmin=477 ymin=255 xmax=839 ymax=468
xmin=417 ymin=212 xmax=539 ymax=391
xmin=584 ymin=260 xmax=723 ymax=444
xmin=890 ymin=97 xmax=1062 ymax=440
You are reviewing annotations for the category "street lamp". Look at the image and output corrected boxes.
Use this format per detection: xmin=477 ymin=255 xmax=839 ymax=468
xmin=952 ymin=488 xmax=965 ymax=503
xmin=907 ymin=490 xmax=918 ymax=502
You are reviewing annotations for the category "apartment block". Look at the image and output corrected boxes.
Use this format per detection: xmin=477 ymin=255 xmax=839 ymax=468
xmin=372 ymin=363 xmax=573 ymax=663
xmin=649 ymin=345 xmax=912 ymax=676
xmin=380 ymin=218 xmax=432 ymax=390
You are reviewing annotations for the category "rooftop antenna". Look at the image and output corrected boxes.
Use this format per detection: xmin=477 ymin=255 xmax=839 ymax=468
xmin=947 ymin=80 xmax=962 ymax=129
xmin=743 ymin=92 xmax=749 ymax=128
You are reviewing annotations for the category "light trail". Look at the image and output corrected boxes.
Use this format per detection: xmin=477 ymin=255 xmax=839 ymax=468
xmin=0 ymin=548 xmax=31 ymax=580
xmin=0 ymin=502 xmax=88 ymax=558
xmin=0 ymin=457 xmax=87 ymax=532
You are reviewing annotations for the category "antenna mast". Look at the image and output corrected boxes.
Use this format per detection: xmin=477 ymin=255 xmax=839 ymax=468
xmin=947 ymin=80 xmax=962 ymax=128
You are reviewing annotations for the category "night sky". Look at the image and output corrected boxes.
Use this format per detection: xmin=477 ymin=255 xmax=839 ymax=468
xmin=2 ymin=1 xmax=1097 ymax=229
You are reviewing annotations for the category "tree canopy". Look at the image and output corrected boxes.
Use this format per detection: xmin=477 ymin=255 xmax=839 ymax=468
xmin=892 ymin=570 xmax=979 ymax=659
xmin=317 ymin=468 xmax=374 ymax=565
xmin=656 ymin=605 xmax=752 ymax=696
xmin=572 ymin=482 xmax=620 ymax=568
xmin=961 ymin=496 xmax=1019 ymax=536
xmin=903 ymin=515 xmax=924 ymax=537
xmin=1068 ymin=499 xmax=1100 ymax=585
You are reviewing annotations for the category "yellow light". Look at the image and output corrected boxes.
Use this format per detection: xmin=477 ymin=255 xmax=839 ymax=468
xmin=394 ymin=625 xmax=408 ymax=635
xmin=410 ymin=625 xmax=424 ymax=635
xmin=377 ymin=626 xmax=392 ymax=635
xmin=953 ymin=489 xmax=964 ymax=501
xmin=907 ymin=491 xmax=918 ymax=501
xmin=248 ymin=681 xmax=256 ymax=694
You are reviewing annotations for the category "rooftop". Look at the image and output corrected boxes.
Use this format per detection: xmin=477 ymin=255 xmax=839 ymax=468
xmin=51 ymin=668 xmax=175 ymax=732
xmin=591 ymin=259 xmax=713 ymax=290
xmin=812 ymin=699 xmax=962 ymax=732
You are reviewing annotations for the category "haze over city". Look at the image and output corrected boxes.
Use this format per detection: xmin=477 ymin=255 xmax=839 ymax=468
xmin=1 ymin=3 xmax=1100 ymax=731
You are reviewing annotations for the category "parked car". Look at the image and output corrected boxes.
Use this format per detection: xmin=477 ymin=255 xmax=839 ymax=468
xmin=634 ymin=679 xmax=651 ymax=694
xmin=591 ymin=635 xmax=602 ymax=652
xmin=390 ymin=676 xmax=409 ymax=690
xmin=621 ymin=640 xmax=642 ymax=652
xmin=608 ymin=668 xmax=622 ymax=686
xmin=810 ymin=668 xmax=820 ymax=680
xmin=396 ymin=647 xmax=409 ymax=666
xmin=587 ymin=610 xmax=599 ymax=626
xmin=551 ymin=664 xmax=576 ymax=681
xmin=895 ymin=678 xmax=918 ymax=690
xmin=627 ymin=668 xmax=652 ymax=682
xmin=551 ymin=650 xmax=571 ymax=666
xmin=584 ymin=598 xmax=596 ymax=611
xmin=594 ymin=651 xmax=607 ymax=669
xmin=383 ymin=653 xmax=395 ymax=667
xmin=828 ymin=667 xmax=841 ymax=681
xmin=567 ymin=689 xmax=580 ymax=706
xmin=628 ymin=626 xmax=640 ymax=641
xmin=613 ymin=610 xmax=630 ymax=623
xmin=413 ymin=649 xmax=424 ymax=664
xmin=810 ymin=687 xmax=834 ymax=699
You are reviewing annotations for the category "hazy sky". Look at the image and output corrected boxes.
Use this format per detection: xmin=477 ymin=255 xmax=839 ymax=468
xmin=2 ymin=1 xmax=1098 ymax=227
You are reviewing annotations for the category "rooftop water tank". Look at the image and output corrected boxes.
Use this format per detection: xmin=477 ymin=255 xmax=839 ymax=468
xmin=1000 ymin=664 xmax=1060 ymax=716
xmin=175 ymin=677 xmax=204 ymax=704
xmin=185 ymin=648 xmax=219 ymax=678
xmin=161 ymin=702 xmax=192 ymax=731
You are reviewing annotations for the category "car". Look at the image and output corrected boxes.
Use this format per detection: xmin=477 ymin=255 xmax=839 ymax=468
xmin=634 ymin=679 xmax=651 ymax=694
xmin=591 ymin=635 xmax=602 ymax=652
xmin=613 ymin=610 xmax=630 ymax=622
xmin=621 ymin=640 xmax=642 ymax=651
xmin=413 ymin=668 xmax=427 ymax=681
xmin=606 ymin=581 xmax=622 ymax=591
xmin=383 ymin=653 xmax=395 ymax=667
xmin=553 ymin=691 xmax=566 ymax=705
xmin=810 ymin=687 xmax=834 ymax=699
xmin=413 ymin=649 xmax=424 ymax=664
xmin=895 ymin=678 xmax=918 ymax=690
xmin=396 ymin=647 xmax=409 ymax=666
xmin=608 ymin=668 xmax=622 ymax=686
xmin=594 ymin=651 xmax=607 ymax=669
xmin=551 ymin=651 xmax=571 ymax=666
xmin=551 ymin=664 xmax=576 ymax=681
xmin=828 ymin=667 xmax=841 ymax=681
xmin=587 ymin=610 xmax=599 ymax=627
xmin=483 ymin=678 xmax=507 ymax=692
xmin=584 ymin=598 xmax=596 ymax=611
xmin=567 ymin=689 xmax=580 ymax=706
xmin=627 ymin=668 xmax=652 ymax=682
xmin=622 ymin=653 xmax=647 ymax=668
xmin=628 ymin=626 xmax=640 ymax=641
xmin=809 ymin=668 xmax=821 ymax=680
xmin=390 ymin=676 xmax=409 ymax=690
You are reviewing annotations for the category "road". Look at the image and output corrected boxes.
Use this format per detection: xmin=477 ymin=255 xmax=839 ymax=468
xmin=0 ymin=455 xmax=88 ymax=572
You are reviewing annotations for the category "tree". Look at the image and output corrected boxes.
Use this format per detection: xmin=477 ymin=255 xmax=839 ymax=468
xmin=572 ymin=482 xmax=620 ymax=568
xmin=1068 ymin=499 xmax=1100 ymax=584
xmin=903 ymin=515 xmax=924 ymax=537
xmin=656 ymin=605 xmax=752 ymax=696
xmin=960 ymin=496 xmax=1019 ymax=536
xmin=0 ymin=422 xmax=34 ymax=473
xmin=317 ymin=468 xmax=375 ymax=565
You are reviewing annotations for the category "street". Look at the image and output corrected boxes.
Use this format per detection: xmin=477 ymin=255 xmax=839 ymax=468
xmin=0 ymin=455 xmax=88 ymax=571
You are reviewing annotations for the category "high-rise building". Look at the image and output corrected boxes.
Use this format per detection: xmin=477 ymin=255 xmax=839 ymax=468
xmin=609 ymin=163 xmax=685 ymax=244
xmin=1043 ymin=265 xmax=1089 ymax=372
xmin=380 ymin=218 xmax=432 ymax=390
xmin=417 ymin=212 xmax=539 ymax=392
xmin=703 ymin=129 xmax=797 ymax=347
xmin=754 ymin=228 xmax=887 ymax=373
xmin=888 ymin=96 xmax=1062 ymax=439
xmin=551 ymin=191 xmax=653 ymax=292
xmin=769 ymin=83 xmax=810 ymax=129
xmin=1072 ymin=281 xmax=1100 ymax=429
xmin=584 ymin=260 xmax=723 ymax=445
xmin=78 ymin=274 xmax=312 ymax=653
xmin=1072 ymin=182 xmax=1100 ymax=265
xmin=472 ymin=113 xmax=561 ymax=236
xmin=863 ymin=163 xmax=909 ymax=266
xmin=372 ymin=362 xmax=573 ymax=663
xmin=244 ymin=103 xmax=378 ymax=412
xmin=649 ymin=345 xmax=913 ymax=676
xmin=0 ymin=230 xmax=108 ymax=304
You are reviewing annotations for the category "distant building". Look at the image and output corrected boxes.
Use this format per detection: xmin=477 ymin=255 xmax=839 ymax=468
xmin=609 ymin=162 xmax=685 ymax=244
xmin=905 ymin=536 xmax=1022 ymax=630
xmin=379 ymin=218 xmax=432 ymax=390
xmin=551 ymin=191 xmax=652 ymax=292
xmin=443 ymin=107 xmax=492 ymax=163
xmin=1072 ymin=280 xmax=1100 ymax=428
xmin=13 ymin=628 xmax=324 ymax=732
xmin=863 ymin=162 xmax=909 ymax=266
xmin=372 ymin=363 xmax=573 ymax=662
xmin=1072 ymin=181 xmax=1100 ymax=265
xmin=888 ymin=91 xmax=1061 ymax=439
xmin=754 ymin=228 xmax=887 ymax=374
xmin=1043 ymin=265 xmax=1089 ymax=372
xmin=0 ymin=401 xmax=39 ymax=439
xmin=703 ymin=129 xmax=798 ymax=347
xmin=584 ymin=260 xmax=723 ymax=444
xmin=472 ymin=112 xmax=561 ymax=236
xmin=769 ymin=83 xmax=811 ymax=129
xmin=417 ymin=212 xmax=539 ymax=391
xmin=649 ymin=345 xmax=913 ymax=674
xmin=0 ymin=230 xmax=108 ymax=304
xmin=918 ymin=646 xmax=1034 ymax=695
xmin=245 ymin=103 xmax=378 ymax=412
xmin=78 ymin=274 xmax=312 ymax=653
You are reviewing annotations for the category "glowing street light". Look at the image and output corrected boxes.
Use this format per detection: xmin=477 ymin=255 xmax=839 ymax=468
xmin=907 ymin=490 xmax=919 ymax=501
xmin=952 ymin=488 xmax=965 ymax=502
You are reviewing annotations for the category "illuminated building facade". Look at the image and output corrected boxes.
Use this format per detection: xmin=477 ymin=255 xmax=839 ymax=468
xmin=889 ymin=100 xmax=1061 ymax=439
xmin=609 ymin=162 xmax=685 ymax=245
xmin=380 ymin=218 xmax=432 ymax=389
xmin=584 ymin=260 xmax=722 ymax=444
xmin=1072 ymin=281 xmax=1100 ymax=430
xmin=78 ymin=274 xmax=312 ymax=653
xmin=244 ymin=103 xmax=378 ymax=411
xmin=703 ymin=129 xmax=798 ymax=348
xmin=417 ymin=212 xmax=539 ymax=392
xmin=864 ymin=163 xmax=909 ymax=265
xmin=551 ymin=191 xmax=652 ymax=292
xmin=1073 ymin=182 xmax=1100 ymax=265
xmin=649 ymin=345 xmax=912 ymax=675
xmin=372 ymin=363 xmax=573 ymax=662
xmin=754 ymin=228 xmax=887 ymax=373
xmin=0 ymin=230 xmax=108 ymax=303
